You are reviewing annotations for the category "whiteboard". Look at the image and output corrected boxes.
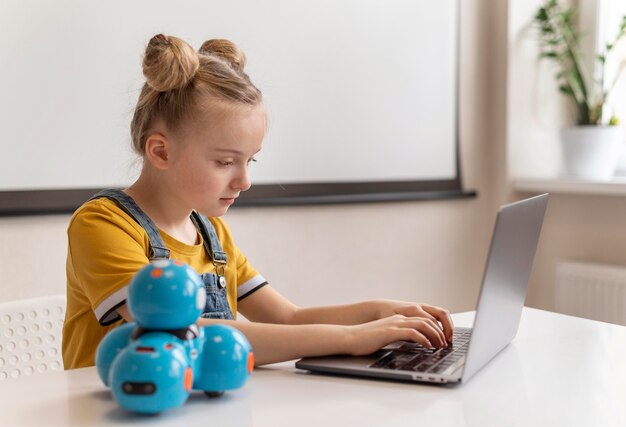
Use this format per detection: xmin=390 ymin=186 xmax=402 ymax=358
xmin=0 ymin=0 xmax=459 ymax=194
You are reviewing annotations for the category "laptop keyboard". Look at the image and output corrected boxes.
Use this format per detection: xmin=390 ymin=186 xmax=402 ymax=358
xmin=369 ymin=327 xmax=472 ymax=374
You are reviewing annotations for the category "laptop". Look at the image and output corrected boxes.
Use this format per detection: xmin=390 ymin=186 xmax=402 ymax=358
xmin=295 ymin=193 xmax=549 ymax=384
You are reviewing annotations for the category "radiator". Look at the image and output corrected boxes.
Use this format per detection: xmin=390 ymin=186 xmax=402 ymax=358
xmin=555 ymin=260 xmax=626 ymax=326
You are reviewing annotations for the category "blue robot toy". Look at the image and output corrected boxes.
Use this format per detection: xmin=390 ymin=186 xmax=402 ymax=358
xmin=96 ymin=260 xmax=254 ymax=414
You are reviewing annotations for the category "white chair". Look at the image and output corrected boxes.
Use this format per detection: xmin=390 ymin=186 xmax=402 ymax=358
xmin=0 ymin=294 xmax=66 ymax=381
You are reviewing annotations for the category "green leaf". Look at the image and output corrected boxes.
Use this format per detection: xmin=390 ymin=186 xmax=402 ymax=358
xmin=597 ymin=54 xmax=606 ymax=64
xmin=561 ymin=10 xmax=574 ymax=25
xmin=541 ymin=51 xmax=559 ymax=58
xmin=535 ymin=7 xmax=548 ymax=21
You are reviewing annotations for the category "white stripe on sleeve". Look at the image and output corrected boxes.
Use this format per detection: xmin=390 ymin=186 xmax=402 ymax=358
xmin=94 ymin=286 xmax=128 ymax=325
xmin=237 ymin=275 xmax=267 ymax=300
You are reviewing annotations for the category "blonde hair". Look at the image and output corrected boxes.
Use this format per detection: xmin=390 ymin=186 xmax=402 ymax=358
xmin=130 ymin=34 xmax=263 ymax=155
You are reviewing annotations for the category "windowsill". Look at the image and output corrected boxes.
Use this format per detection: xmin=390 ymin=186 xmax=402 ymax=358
xmin=513 ymin=176 xmax=626 ymax=196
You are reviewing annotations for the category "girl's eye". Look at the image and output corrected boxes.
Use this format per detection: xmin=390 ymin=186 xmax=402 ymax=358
xmin=217 ymin=158 xmax=256 ymax=167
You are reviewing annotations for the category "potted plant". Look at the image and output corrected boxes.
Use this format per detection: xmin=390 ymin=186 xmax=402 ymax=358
xmin=533 ymin=0 xmax=626 ymax=180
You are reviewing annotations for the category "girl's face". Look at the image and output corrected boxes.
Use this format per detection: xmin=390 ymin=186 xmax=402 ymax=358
xmin=165 ymin=104 xmax=266 ymax=217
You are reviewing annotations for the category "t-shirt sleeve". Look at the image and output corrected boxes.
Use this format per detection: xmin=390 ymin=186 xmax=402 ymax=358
xmin=209 ymin=217 xmax=268 ymax=301
xmin=67 ymin=200 xmax=150 ymax=325
xmin=233 ymin=246 xmax=268 ymax=301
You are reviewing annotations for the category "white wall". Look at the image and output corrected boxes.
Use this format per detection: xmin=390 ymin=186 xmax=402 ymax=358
xmin=0 ymin=0 xmax=504 ymax=315
xmin=507 ymin=0 xmax=572 ymax=179
xmin=0 ymin=215 xmax=69 ymax=300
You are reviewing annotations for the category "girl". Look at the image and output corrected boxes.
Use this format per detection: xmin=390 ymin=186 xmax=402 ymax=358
xmin=62 ymin=34 xmax=453 ymax=370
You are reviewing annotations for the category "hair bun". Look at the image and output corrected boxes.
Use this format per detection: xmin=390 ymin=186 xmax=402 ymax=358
xmin=199 ymin=39 xmax=246 ymax=72
xmin=143 ymin=34 xmax=200 ymax=92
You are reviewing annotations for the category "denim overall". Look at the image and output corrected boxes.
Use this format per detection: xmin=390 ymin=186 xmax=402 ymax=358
xmin=90 ymin=189 xmax=235 ymax=320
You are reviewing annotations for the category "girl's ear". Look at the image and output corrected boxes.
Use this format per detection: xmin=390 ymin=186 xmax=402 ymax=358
xmin=144 ymin=133 xmax=171 ymax=170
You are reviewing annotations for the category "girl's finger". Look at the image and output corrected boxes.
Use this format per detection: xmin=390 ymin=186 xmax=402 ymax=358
xmin=396 ymin=306 xmax=448 ymax=344
xmin=396 ymin=328 xmax=432 ymax=349
xmin=406 ymin=319 xmax=446 ymax=348
xmin=421 ymin=305 xmax=454 ymax=342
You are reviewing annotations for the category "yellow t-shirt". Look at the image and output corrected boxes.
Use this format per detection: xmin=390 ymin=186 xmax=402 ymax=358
xmin=62 ymin=197 xmax=266 ymax=370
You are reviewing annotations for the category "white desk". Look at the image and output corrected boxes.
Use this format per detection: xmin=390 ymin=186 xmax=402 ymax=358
xmin=1 ymin=308 xmax=625 ymax=427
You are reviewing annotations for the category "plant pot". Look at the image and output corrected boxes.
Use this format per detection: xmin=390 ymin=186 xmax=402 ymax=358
xmin=560 ymin=126 xmax=625 ymax=180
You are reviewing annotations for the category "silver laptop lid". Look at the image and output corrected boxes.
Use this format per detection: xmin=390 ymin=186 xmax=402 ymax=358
xmin=461 ymin=194 xmax=548 ymax=382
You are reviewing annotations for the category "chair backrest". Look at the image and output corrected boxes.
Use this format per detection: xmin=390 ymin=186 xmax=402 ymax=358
xmin=0 ymin=294 xmax=66 ymax=381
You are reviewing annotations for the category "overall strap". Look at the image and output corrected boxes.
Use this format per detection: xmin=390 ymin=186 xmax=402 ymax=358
xmin=89 ymin=189 xmax=170 ymax=260
xmin=190 ymin=211 xmax=227 ymax=265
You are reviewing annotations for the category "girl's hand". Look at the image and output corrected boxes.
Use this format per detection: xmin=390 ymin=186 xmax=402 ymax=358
xmin=372 ymin=299 xmax=454 ymax=343
xmin=345 ymin=314 xmax=448 ymax=356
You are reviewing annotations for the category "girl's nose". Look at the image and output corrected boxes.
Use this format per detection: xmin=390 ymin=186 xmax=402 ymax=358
xmin=233 ymin=167 xmax=252 ymax=192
